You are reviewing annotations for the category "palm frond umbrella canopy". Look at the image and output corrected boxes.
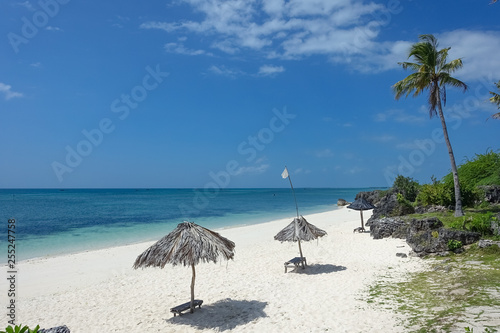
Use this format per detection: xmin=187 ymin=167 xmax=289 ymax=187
xmin=133 ymin=221 xmax=235 ymax=313
xmin=274 ymin=215 xmax=327 ymax=268
xmin=347 ymin=197 xmax=376 ymax=230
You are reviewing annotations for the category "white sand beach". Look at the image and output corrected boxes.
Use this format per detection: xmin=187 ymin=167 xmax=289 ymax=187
xmin=4 ymin=207 xmax=426 ymax=332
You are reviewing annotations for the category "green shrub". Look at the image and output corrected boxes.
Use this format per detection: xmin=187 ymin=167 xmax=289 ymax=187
xmin=416 ymin=150 xmax=499 ymax=208
xmin=443 ymin=149 xmax=500 ymax=187
xmin=394 ymin=193 xmax=415 ymax=215
xmin=416 ymin=177 xmax=480 ymax=208
xmin=442 ymin=178 xmax=482 ymax=207
xmin=416 ymin=181 xmax=453 ymax=207
xmin=393 ymin=175 xmax=420 ymax=202
xmin=447 ymin=239 xmax=463 ymax=251
xmin=465 ymin=212 xmax=498 ymax=236
xmin=448 ymin=218 xmax=466 ymax=230
xmin=1 ymin=324 xmax=39 ymax=333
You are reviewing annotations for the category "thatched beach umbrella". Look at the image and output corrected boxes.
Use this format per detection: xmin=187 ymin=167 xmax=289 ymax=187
xmin=274 ymin=215 xmax=327 ymax=268
xmin=347 ymin=197 xmax=376 ymax=230
xmin=133 ymin=221 xmax=235 ymax=313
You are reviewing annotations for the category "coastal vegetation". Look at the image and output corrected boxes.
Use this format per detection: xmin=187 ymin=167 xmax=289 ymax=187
xmin=393 ymin=34 xmax=469 ymax=217
xmin=367 ymin=244 xmax=500 ymax=332
xmin=386 ymin=150 xmax=500 ymax=239
xmin=365 ymin=150 xmax=500 ymax=332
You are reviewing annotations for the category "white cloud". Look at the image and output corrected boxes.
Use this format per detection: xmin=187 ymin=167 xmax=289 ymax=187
xmin=208 ymin=65 xmax=244 ymax=78
xmin=164 ymin=42 xmax=208 ymax=56
xmin=374 ymin=109 xmax=426 ymax=124
xmin=315 ymin=148 xmax=334 ymax=158
xmin=395 ymin=142 xmax=420 ymax=150
xmin=233 ymin=163 xmax=269 ymax=175
xmin=0 ymin=83 xmax=23 ymax=100
xmin=371 ymin=135 xmax=396 ymax=143
xmin=258 ymin=64 xmax=285 ymax=76
xmin=45 ymin=26 xmax=62 ymax=32
xmin=293 ymin=167 xmax=311 ymax=175
xmin=367 ymin=31 xmax=500 ymax=80
xmin=141 ymin=0 xmax=390 ymax=59
xmin=438 ymin=30 xmax=500 ymax=82
xmin=140 ymin=2 xmax=500 ymax=80
xmin=344 ymin=166 xmax=365 ymax=174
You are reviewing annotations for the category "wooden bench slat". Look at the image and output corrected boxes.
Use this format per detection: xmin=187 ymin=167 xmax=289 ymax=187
xmin=284 ymin=257 xmax=306 ymax=273
xmin=170 ymin=299 xmax=203 ymax=316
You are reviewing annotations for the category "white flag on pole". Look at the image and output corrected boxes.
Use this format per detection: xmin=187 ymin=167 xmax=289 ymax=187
xmin=281 ymin=167 xmax=289 ymax=179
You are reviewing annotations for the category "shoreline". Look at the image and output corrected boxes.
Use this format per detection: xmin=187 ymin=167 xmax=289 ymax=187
xmin=2 ymin=207 xmax=425 ymax=331
xmin=5 ymin=204 xmax=339 ymax=265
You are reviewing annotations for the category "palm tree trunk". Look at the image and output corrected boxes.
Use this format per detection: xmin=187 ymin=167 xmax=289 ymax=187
xmin=190 ymin=264 xmax=195 ymax=313
xmin=436 ymin=98 xmax=464 ymax=217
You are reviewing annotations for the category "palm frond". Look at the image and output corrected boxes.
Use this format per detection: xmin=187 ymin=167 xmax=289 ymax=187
xmin=409 ymin=42 xmax=436 ymax=67
xmin=489 ymin=81 xmax=500 ymax=107
xmin=133 ymin=222 xmax=235 ymax=269
xmin=436 ymin=47 xmax=450 ymax=72
xmin=274 ymin=216 xmax=327 ymax=243
xmin=441 ymin=58 xmax=464 ymax=74
xmin=440 ymin=74 xmax=468 ymax=92
xmin=399 ymin=61 xmax=421 ymax=71
xmin=393 ymin=34 xmax=468 ymax=113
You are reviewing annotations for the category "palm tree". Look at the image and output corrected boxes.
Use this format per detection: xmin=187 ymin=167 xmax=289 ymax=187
xmin=489 ymin=80 xmax=500 ymax=119
xmin=393 ymin=34 xmax=468 ymax=217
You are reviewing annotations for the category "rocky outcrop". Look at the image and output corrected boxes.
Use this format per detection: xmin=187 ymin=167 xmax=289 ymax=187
xmin=365 ymin=189 xmax=415 ymax=225
xmin=369 ymin=217 xmax=409 ymax=240
xmin=414 ymin=205 xmax=448 ymax=214
xmin=355 ymin=190 xmax=387 ymax=207
xmin=369 ymin=216 xmax=482 ymax=256
xmin=479 ymin=185 xmax=500 ymax=203
xmin=337 ymin=198 xmax=349 ymax=206
xmin=406 ymin=217 xmax=481 ymax=257
xmin=478 ymin=239 xmax=500 ymax=248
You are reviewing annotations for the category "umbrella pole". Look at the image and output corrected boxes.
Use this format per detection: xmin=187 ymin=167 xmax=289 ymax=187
xmin=286 ymin=168 xmax=299 ymax=218
xmin=297 ymin=239 xmax=305 ymax=268
xmin=360 ymin=210 xmax=364 ymax=230
xmin=190 ymin=264 xmax=195 ymax=313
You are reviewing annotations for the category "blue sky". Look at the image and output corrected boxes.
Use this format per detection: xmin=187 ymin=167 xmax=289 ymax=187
xmin=1 ymin=0 xmax=499 ymax=189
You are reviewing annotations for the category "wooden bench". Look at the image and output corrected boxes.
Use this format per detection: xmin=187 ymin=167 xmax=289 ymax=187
xmin=170 ymin=299 xmax=203 ymax=316
xmin=284 ymin=257 xmax=306 ymax=273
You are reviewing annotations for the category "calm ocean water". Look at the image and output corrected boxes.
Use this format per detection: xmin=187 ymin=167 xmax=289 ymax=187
xmin=0 ymin=188 xmax=380 ymax=263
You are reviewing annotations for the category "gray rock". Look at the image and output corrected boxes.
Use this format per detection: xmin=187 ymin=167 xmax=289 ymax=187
xmin=415 ymin=205 xmax=448 ymax=214
xmin=368 ymin=192 xmax=399 ymax=222
xmin=479 ymin=185 xmax=500 ymax=203
xmin=406 ymin=217 xmax=481 ymax=257
xmin=369 ymin=217 xmax=409 ymax=239
xmin=491 ymin=215 xmax=500 ymax=236
xmin=355 ymin=190 xmax=387 ymax=207
xmin=433 ymin=265 xmax=451 ymax=272
xmin=337 ymin=198 xmax=349 ymax=206
xmin=478 ymin=239 xmax=500 ymax=248
xmin=396 ymin=252 xmax=408 ymax=258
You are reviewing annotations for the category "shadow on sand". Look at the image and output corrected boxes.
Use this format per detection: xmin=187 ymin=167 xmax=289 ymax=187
xmin=167 ymin=298 xmax=268 ymax=331
xmin=294 ymin=263 xmax=347 ymax=275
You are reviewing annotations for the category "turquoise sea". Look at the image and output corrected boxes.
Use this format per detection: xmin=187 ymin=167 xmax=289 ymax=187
xmin=0 ymin=188 xmax=381 ymax=263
